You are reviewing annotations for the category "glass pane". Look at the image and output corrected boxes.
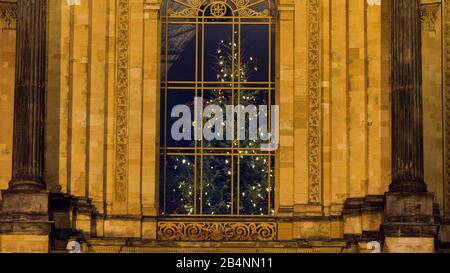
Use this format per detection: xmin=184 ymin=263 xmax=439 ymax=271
xmin=269 ymin=156 xmax=275 ymax=215
xmin=203 ymin=24 xmax=233 ymax=82
xmin=203 ymin=89 xmax=232 ymax=148
xmin=164 ymin=155 xmax=196 ymax=215
xmin=239 ymin=156 xmax=270 ymax=215
xmin=270 ymin=24 xmax=276 ymax=82
xmin=165 ymin=89 xmax=196 ymax=148
xmin=202 ymin=156 xmax=232 ymax=215
xmin=165 ymin=24 xmax=197 ymax=81
xmin=240 ymin=25 xmax=270 ymax=82
xmin=238 ymin=90 xmax=269 ymax=149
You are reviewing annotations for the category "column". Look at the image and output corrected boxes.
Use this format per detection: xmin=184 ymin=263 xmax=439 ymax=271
xmin=389 ymin=0 xmax=427 ymax=193
xmin=0 ymin=0 xmax=50 ymax=253
xmin=9 ymin=0 xmax=47 ymax=192
xmin=382 ymin=0 xmax=438 ymax=253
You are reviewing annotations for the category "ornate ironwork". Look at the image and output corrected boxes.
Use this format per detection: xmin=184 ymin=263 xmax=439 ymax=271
xmin=164 ymin=0 xmax=272 ymax=18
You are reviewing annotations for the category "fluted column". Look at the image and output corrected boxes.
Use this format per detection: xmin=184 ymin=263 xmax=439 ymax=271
xmin=389 ymin=0 xmax=427 ymax=193
xmin=9 ymin=0 xmax=47 ymax=192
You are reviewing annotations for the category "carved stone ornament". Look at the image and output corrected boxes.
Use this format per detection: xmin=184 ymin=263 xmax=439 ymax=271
xmin=115 ymin=0 xmax=130 ymax=202
xmin=307 ymin=0 xmax=322 ymax=204
xmin=443 ymin=0 xmax=450 ymax=220
xmin=420 ymin=2 xmax=441 ymax=32
xmin=158 ymin=222 xmax=277 ymax=241
xmin=0 ymin=3 xmax=17 ymax=29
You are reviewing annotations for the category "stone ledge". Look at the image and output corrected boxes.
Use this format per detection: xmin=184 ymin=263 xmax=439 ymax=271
xmin=85 ymin=238 xmax=349 ymax=253
xmin=0 ymin=220 xmax=51 ymax=235
xmin=382 ymin=223 xmax=438 ymax=238
xmin=343 ymin=195 xmax=384 ymax=216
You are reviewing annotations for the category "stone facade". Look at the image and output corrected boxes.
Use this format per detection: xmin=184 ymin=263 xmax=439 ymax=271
xmin=0 ymin=1 xmax=16 ymax=194
xmin=0 ymin=0 xmax=448 ymax=252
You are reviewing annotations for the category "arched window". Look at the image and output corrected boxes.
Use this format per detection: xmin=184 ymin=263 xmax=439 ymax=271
xmin=160 ymin=0 xmax=276 ymax=216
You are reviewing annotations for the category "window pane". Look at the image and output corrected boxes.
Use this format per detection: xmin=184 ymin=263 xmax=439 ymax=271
xmin=164 ymin=155 xmax=196 ymax=215
xmin=164 ymin=24 xmax=197 ymax=81
xmin=203 ymin=89 xmax=233 ymax=148
xmin=240 ymin=25 xmax=270 ymax=82
xmin=163 ymin=89 xmax=196 ymax=148
xmin=202 ymin=156 xmax=232 ymax=215
xmin=238 ymin=90 xmax=269 ymax=149
xmin=203 ymin=24 xmax=233 ymax=82
xmin=239 ymin=156 xmax=270 ymax=215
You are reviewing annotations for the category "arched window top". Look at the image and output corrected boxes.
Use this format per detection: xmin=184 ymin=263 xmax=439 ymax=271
xmin=162 ymin=0 xmax=276 ymax=18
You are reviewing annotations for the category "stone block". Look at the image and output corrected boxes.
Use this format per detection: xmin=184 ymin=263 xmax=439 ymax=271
xmin=1 ymin=190 xmax=49 ymax=214
xmin=0 ymin=234 xmax=49 ymax=253
xmin=384 ymin=192 xmax=434 ymax=223
xmin=384 ymin=237 xmax=434 ymax=253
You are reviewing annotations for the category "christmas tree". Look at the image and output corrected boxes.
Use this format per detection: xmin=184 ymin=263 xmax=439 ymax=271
xmin=164 ymin=39 xmax=274 ymax=216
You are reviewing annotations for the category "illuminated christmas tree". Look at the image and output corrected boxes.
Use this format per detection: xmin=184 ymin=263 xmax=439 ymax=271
xmin=164 ymin=39 xmax=274 ymax=215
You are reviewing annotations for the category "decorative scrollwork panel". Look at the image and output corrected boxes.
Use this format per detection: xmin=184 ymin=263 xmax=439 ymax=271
xmin=115 ymin=0 xmax=130 ymax=202
xmin=158 ymin=222 xmax=277 ymax=241
xmin=307 ymin=0 xmax=322 ymax=204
